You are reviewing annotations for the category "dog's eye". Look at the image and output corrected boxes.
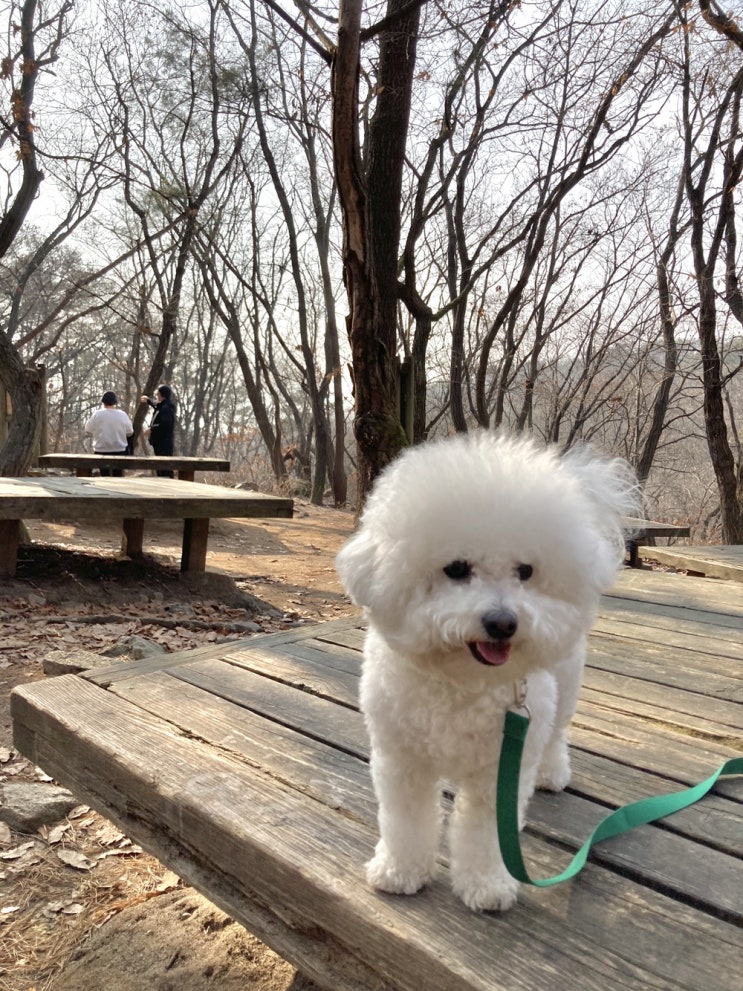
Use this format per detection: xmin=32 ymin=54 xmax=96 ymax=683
xmin=443 ymin=560 xmax=472 ymax=581
xmin=516 ymin=563 xmax=533 ymax=582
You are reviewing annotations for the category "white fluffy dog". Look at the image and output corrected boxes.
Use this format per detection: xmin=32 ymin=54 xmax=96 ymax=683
xmin=336 ymin=431 xmax=639 ymax=912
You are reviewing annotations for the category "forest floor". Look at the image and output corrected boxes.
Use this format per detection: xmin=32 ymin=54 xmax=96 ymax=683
xmin=0 ymin=499 xmax=357 ymax=991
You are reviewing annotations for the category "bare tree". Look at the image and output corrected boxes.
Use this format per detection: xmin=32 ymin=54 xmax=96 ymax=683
xmin=671 ymin=0 xmax=743 ymax=541
xmin=0 ymin=0 xmax=73 ymax=474
xmin=92 ymin=0 xmax=249 ymax=442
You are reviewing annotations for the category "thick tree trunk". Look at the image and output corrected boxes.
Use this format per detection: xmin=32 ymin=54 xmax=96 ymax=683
xmin=0 ymin=336 xmax=44 ymax=475
xmin=0 ymin=0 xmax=50 ymax=474
xmin=332 ymin=0 xmax=421 ymax=502
xmin=697 ymin=280 xmax=743 ymax=542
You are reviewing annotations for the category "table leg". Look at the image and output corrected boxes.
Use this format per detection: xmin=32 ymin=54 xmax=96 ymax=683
xmin=181 ymin=518 xmax=209 ymax=571
xmin=0 ymin=520 xmax=20 ymax=577
xmin=122 ymin=518 xmax=145 ymax=557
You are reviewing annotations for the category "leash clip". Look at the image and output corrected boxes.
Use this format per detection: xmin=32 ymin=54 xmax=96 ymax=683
xmin=510 ymin=678 xmax=531 ymax=721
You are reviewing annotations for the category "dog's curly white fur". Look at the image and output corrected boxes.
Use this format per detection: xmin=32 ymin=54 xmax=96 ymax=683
xmin=336 ymin=431 xmax=640 ymax=912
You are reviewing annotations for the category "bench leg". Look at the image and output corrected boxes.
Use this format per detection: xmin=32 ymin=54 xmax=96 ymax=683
xmin=177 ymin=470 xmax=195 ymax=482
xmin=122 ymin=518 xmax=145 ymax=557
xmin=0 ymin=520 xmax=21 ymax=576
xmin=181 ymin=518 xmax=209 ymax=571
xmin=626 ymin=539 xmax=640 ymax=568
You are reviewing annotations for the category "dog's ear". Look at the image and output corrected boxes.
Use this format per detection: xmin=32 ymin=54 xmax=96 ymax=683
xmin=563 ymin=448 xmax=643 ymax=587
xmin=564 ymin=449 xmax=642 ymax=520
xmin=335 ymin=528 xmax=378 ymax=608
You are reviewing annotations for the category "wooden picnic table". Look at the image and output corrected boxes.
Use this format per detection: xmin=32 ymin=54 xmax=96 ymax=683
xmin=38 ymin=453 xmax=230 ymax=481
xmin=622 ymin=515 xmax=691 ymax=567
xmin=11 ymin=569 xmax=742 ymax=991
xmin=0 ymin=475 xmax=292 ymax=577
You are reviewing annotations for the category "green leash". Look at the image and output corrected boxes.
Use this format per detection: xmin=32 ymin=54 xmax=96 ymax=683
xmin=497 ymin=708 xmax=743 ymax=887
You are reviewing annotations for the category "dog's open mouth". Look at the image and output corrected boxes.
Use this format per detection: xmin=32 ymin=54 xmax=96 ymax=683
xmin=468 ymin=641 xmax=511 ymax=666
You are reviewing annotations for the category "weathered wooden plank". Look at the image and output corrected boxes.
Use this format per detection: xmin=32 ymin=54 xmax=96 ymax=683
xmin=109 ymin=668 xmax=740 ymax=863
xmin=169 ymin=657 xmax=367 ymax=757
xmin=623 ymin=516 xmax=690 ymax=537
xmin=99 ymin=656 xmax=743 ymax=912
xmin=570 ymin=708 xmax=742 ymax=799
xmin=219 ymin=645 xmax=361 ymax=708
xmin=568 ymin=749 xmax=742 ymax=854
xmin=592 ymin=614 xmax=743 ymax=660
xmin=103 ymin=668 xmax=742 ymax=921
xmin=580 ymin=674 xmax=743 ymax=735
xmin=596 ymin=599 xmax=743 ymax=646
xmin=238 ymin=614 xmax=365 ymax=649
xmin=38 ymin=453 xmax=230 ymax=474
xmin=525 ymin=788 xmax=741 ymax=920
xmin=12 ymin=676 xmax=743 ymax=991
xmin=608 ymin=569 xmax=743 ymax=617
xmin=638 ymin=545 xmax=743 ymax=583
xmin=102 ymin=671 xmax=376 ymax=820
xmin=588 ymin=639 xmax=743 ymax=701
xmin=0 ymin=476 xmax=293 ymax=521
xmin=136 ymin=666 xmax=743 ymax=848
xmin=320 ymin=626 xmax=367 ymax=650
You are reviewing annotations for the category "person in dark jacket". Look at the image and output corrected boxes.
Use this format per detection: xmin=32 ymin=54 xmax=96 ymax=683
xmin=140 ymin=385 xmax=176 ymax=478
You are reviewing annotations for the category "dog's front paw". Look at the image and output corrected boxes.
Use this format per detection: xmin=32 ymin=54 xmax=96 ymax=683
xmin=536 ymin=750 xmax=571 ymax=792
xmin=366 ymin=842 xmax=436 ymax=895
xmin=452 ymin=871 xmax=519 ymax=912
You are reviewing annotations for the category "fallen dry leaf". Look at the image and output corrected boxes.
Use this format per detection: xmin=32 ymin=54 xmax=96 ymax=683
xmin=56 ymin=849 xmax=96 ymax=871
xmin=39 ymin=822 xmax=71 ymax=845
xmin=0 ymin=840 xmax=36 ymax=860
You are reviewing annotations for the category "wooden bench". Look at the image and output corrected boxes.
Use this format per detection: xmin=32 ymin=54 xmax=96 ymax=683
xmin=0 ymin=476 xmax=292 ymax=576
xmin=622 ymin=515 xmax=691 ymax=567
xmin=38 ymin=453 xmax=230 ymax=482
xmin=11 ymin=570 xmax=742 ymax=991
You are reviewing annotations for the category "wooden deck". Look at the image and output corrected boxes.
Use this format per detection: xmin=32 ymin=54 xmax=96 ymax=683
xmin=11 ymin=569 xmax=742 ymax=991
xmin=638 ymin=544 xmax=743 ymax=582
xmin=38 ymin=453 xmax=230 ymax=481
xmin=0 ymin=476 xmax=292 ymax=576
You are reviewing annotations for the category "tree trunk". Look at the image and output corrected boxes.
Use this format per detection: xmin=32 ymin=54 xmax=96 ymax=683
xmin=0 ymin=338 xmax=44 ymax=475
xmin=0 ymin=0 xmax=54 ymax=474
xmin=332 ymin=0 xmax=421 ymax=502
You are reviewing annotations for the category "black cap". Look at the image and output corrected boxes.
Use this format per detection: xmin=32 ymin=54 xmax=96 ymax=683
xmin=102 ymin=391 xmax=117 ymax=406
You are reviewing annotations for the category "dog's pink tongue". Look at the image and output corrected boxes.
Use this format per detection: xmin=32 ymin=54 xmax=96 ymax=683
xmin=475 ymin=641 xmax=510 ymax=665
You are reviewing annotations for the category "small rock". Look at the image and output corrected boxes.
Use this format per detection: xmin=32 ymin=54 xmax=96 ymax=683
xmin=164 ymin=602 xmax=195 ymax=616
xmin=103 ymin=635 xmax=165 ymax=660
xmin=43 ymin=649 xmax=111 ymax=677
xmin=0 ymin=782 xmax=79 ymax=832
xmin=126 ymin=636 xmax=167 ymax=660
xmin=239 ymin=621 xmax=262 ymax=633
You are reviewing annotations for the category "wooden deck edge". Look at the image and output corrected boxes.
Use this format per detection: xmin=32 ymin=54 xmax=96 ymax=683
xmin=83 ymin=615 xmax=365 ymax=687
xmin=637 ymin=546 xmax=743 ymax=583
xmin=8 ymin=678 xmax=536 ymax=991
xmin=11 ymin=688 xmax=391 ymax=991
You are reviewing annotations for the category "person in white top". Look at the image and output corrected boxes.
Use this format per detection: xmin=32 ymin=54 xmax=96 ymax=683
xmin=84 ymin=391 xmax=134 ymax=476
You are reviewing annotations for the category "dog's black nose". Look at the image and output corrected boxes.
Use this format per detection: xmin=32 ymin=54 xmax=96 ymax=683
xmin=482 ymin=609 xmax=518 ymax=640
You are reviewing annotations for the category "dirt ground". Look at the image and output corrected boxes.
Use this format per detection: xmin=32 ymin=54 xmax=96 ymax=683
xmin=0 ymin=500 xmax=357 ymax=991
